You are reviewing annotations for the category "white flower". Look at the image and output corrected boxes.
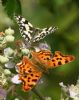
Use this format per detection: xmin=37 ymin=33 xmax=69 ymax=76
xmin=14 ymin=98 xmax=20 ymax=100
xmin=69 ymin=85 xmax=79 ymax=99
xmin=0 ymin=36 xmax=4 ymax=41
xmin=21 ymin=48 xmax=30 ymax=55
xmin=11 ymin=74 xmax=22 ymax=84
xmin=34 ymin=42 xmax=51 ymax=52
xmin=45 ymin=97 xmax=51 ymax=100
xmin=74 ymin=97 xmax=79 ymax=100
xmin=4 ymin=69 xmax=11 ymax=75
xmin=4 ymin=47 xmax=14 ymax=57
xmin=5 ymin=60 xmax=15 ymax=68
xmin=5 ymin=35 xmax=15 ymax=42
xmin=5 ymin=27 xmax=14 ymax=35
xmin=0 ymin=55 xmax=9 ymax=63
xmin=59 ymin=82 xmax=68 ymax=93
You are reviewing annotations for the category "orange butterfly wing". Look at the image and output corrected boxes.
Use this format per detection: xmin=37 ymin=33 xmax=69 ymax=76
xmin=17 ymin=56 xmax=42 ymax=91
xmin=16 ymin=50 xmax=75 ymax=91
xmin=31 ymin=50 xmax=75 ymax=69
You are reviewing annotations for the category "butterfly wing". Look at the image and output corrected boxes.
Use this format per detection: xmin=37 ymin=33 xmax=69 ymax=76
xmin=32 ymin=26 xmax=58 ymax=42
xmin=16 ymin=56 xmax=42 ymax=91
xmin=32 ymin=50 xmax=75 ymax=69
xmin=15 ymin=15 xmax=57 ymax=43
xmin=15 ymin=15 xmax=33 ymax=42
xmin=48 ymin=51 xmax=75 ymax=68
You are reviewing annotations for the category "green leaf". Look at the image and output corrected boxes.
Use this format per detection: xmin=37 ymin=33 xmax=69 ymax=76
xmin=2 ymin=0 xmax=22 ymax=19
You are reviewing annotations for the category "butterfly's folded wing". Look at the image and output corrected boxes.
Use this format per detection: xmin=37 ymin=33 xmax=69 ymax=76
xmin=16 ymin=56 xmax=42 ymax=91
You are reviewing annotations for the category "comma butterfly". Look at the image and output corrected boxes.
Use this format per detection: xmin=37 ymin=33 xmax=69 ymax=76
xmin=16 ymin=50 xmax=75 ymax=91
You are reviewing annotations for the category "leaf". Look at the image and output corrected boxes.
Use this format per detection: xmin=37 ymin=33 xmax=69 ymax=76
xmin=1 ymin=0 xmax=22 ymax=19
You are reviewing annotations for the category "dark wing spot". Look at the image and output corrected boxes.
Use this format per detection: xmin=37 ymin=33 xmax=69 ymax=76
xmin=46 ymin=57 xmax=50 ymax=60
xmin=53 ymin=63 xmax=56 ymax=66
xmin=32 ymin=79 xmax=37 ymax=82
xmin=28 ymin=84 xmax=33 ymax=87
xmin=24 ymin=75 xmax=27 ymax=78
xmin=41 ymin=56 xmax=44 ymax=58
xmin=28 ymin=70 xmax=32 ymax=73
xmin=55 ymin=55 xmax=57 ymax=57
xmin=28 ymin=77 xmax=31 ymax=79
xmin=56 ymin=58 xmax=59 ymax=60
xmin=24 ymin=20 xmax=28 ymax=24
xmin=35 ymin=75 xmax=39 ymax=77
xmin=58 ymin=61 xmax=62 ymax=65
xmin=52 ymin=59 xmax=55 ymax=62
xmin=60 ymin=58 xmax=62 ymax=60
xmin=31 ymin=74 xmax=33 ymax=76
xmin=65 ymin=60 xmax=69 ymax=63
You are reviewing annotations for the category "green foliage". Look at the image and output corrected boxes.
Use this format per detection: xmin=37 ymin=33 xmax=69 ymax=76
xmin=1 ymin=0 xmax=22 ymax=18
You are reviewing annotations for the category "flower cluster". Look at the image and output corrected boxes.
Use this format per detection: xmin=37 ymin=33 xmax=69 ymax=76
xmin=59 ymin=77 xmax=79 ymax=100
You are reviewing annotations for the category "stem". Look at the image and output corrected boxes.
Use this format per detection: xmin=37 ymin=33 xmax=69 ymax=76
xmin=14 ymin=92 xmax=25 ymax=100
xmin=32 ymin=88 xmax=45 ymax=100
xmin=28 ymin=92 xmax=33 ymax=100
xmin=7 ymin=85 xmax=15 ymax=94
xmin=7 ymin=85 xmax=24 ymax=100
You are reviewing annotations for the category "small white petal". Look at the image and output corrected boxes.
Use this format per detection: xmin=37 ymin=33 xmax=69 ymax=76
xmin=5 ymin=61 xmax=15 ymax=68
xmin=14 ymin=98 xmax=20 ymax=100
xmin=5 ymin=27 xmax=14 ymax=35
xmin=11 ymin=74 xmax=21 ymax=84
xmin=4 ymin=47 xmax=14 ymax=57
xmin=69 ymin=85 xmax=79 ymax=98
xmin=5 ymin=35 xmax=15 ymax=42
xmin=69 ymin=90 xmax=76 ymax=98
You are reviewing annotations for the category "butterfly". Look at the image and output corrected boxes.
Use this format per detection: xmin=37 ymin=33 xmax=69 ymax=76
xmin=16 ymin=50 xmax=75 ymax=91
xmin=15 ymin=15 xmax=58 ymax=44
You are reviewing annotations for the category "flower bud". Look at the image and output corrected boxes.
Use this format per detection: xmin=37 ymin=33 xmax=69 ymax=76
xmin=0 ymin=55 xmax=9 ymax=63
xmin=5 ymin=35 xmax=15 ymax=42
xmin=4 ymin=47 xmax=14 ymax=57
xmin=4 ymin=69 xmax=11 ymax=75
xmin=5 ymin=27 xmax=14 ymax=35
xmin=21 ymin=48 xmax=30 ymax=55
xmin=14 ymin=98 xmax=19 ymax=100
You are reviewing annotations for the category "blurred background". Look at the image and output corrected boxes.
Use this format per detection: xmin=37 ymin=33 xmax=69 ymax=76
xmin=0 ymin=0 xmax=79 ymax=100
